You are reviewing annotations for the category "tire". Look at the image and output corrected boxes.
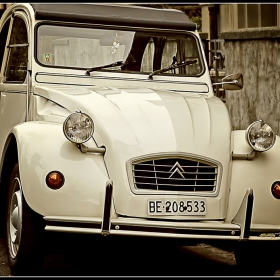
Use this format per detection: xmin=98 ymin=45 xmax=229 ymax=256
xmin=234 ymin=241 xmax=280 ymax=276
xmin=6 ymin=163 xmax=45 ymax=276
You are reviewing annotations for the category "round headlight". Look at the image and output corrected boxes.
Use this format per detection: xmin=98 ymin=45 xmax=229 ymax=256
xmin=63 ymin=111 xmax=94 ymax=144
xmin=245 ymin=119 xmax=276 ymax=152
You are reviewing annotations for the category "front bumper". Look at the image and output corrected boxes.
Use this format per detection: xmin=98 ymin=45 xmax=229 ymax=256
xmin=44 ymin=217 xmax=280 ymax=241
xmin=44 ymin=184 xmax=280 ymax=241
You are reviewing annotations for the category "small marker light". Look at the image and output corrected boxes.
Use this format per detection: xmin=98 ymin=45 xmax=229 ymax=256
xmin=271 ymin=181 xmax=280 ymax=199
xmin=46 ymin=171 xmax=65 ymax=190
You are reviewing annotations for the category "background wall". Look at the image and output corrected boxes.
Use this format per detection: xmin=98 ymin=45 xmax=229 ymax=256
xmin=220 ymin=28 xmax=280 ymax=135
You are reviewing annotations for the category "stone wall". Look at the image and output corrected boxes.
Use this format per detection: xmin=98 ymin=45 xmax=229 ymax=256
xmin=220 ymin=27 xmax=280 ymax=135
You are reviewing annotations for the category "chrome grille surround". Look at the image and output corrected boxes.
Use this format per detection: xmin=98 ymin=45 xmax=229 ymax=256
xmin=126 ymin=153 xmax=222 ymax=197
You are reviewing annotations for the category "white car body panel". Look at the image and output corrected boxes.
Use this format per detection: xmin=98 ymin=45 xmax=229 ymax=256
xmin=0 ymin=3 xmax=280 ymax=250
xmin=31 ymin=82 xmax=232 ymax=220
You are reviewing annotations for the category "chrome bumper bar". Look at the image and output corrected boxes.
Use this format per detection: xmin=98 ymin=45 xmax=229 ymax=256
xmin=44 ymin=185 xmax=280 ymax=241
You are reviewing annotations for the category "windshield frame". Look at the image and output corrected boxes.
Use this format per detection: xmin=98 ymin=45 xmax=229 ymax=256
xmin=34 ymin=21 xmax=206 ymax=77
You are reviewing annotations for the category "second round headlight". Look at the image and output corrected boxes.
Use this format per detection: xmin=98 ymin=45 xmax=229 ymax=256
xmin=245 ymin=119 xmax=276 ymax=152
xmin=63 ymin=111 xmax=94 ymax=144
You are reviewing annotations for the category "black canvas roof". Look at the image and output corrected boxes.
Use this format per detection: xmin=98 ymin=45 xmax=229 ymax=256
xmin=30 ymin=3 xmax=196 ymax=31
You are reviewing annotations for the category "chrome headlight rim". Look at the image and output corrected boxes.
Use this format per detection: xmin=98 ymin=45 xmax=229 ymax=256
xmin=63 ymin=111 xmax=94 ymax=144
xmin=245 ymin=119 xmax=276 ymax=152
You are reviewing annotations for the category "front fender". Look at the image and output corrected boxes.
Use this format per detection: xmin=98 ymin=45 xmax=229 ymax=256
xmin=11 ymin=121 xmax=110 ymax=218
xmin=226 ymin=130 xmax=280 ymax=226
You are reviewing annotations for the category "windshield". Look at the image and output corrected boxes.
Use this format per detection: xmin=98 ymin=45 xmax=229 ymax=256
xmin=36 ymin=24 xmax=204 ymax=77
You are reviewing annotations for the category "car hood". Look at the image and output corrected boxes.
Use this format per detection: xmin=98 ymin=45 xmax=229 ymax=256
xmin=34 ymin=84 xmax=232 ymax=217
xmin=34 ymin=84 xmax=231 ymax=157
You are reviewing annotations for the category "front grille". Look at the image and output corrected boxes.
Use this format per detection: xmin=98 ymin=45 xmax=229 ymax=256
xmin=132 ymin=157 xmax=218 ymax=193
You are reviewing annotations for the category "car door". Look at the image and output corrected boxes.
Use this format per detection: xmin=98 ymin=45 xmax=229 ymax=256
xmin=0 ymin=11 xmax=29 ymax=160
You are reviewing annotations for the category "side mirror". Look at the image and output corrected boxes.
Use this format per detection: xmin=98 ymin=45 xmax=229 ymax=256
xmin=212 ymin=73 xmax=243 ymax=91
xmin=221 ymin=73 xmax=243 ymax=90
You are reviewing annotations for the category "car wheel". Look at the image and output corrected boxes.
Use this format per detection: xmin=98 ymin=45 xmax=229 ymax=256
xmin=234 ymin=241 xmax=280 ymax=276
xmin=6 ymin=163 xmax=45 ymax=276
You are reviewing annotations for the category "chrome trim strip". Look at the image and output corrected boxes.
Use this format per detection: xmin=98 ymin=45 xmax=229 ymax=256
xmin=45 ymin=226 xmax=102 ymax=234
xmin=0 ymin=90 xmax=26 ymax=94
xmin=241 ymin=236 xmax=280 ymax=241
xmin=231 ymin=188 xmax=254 ymax=239
xmin=43 ymin=215 xmax=280 ymax=241
xmin=45 ymin=221 xmax=101 ymax=230
xmin=44 ymin=216 xmax=102 ymax=222
xmin=232 ymin=150 xmax=256 ymax=160
xmin=101 ymin=180 xmax=113 ymax=236
xmin=109 ymin=230 xmax=240 ymax=240
xmin=78 ymin=143 xmax=106 ymax=154
xmin=26 ymin=61 xmax=31 ymax=121
xmin=35 ymin=72 xmax=210 ymax=93
xmin=110 ymin=223 xmax=238 ymax=236
xmin=44 ymin=220 xmax=240 ymax=240
xmin=43 ymin=225 xmax=280 ymax=241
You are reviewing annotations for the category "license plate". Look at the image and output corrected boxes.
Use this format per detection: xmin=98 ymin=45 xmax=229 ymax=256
xmin=148 ymin=199 xmax=206 ymax=216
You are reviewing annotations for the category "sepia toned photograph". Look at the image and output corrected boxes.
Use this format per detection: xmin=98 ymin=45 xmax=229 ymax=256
xmin=0 ymin=2 xmax=278 ymax=277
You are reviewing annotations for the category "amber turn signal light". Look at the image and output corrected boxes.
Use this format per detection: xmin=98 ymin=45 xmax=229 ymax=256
xmin=271 ymin=181 xmax=280 ymax=199
xmin=46 ymin=171 xmax=65 ymax=190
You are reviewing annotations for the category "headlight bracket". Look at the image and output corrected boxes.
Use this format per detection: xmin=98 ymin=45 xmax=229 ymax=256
xmin=77 ymin=143 xmax=106 ymax=154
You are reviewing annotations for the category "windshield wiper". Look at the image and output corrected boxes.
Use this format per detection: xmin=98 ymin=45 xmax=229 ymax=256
xmin=85 ymin=60 xmax=124 ymax=76
xmin=148 ymin=59 xmax=197 ymax=80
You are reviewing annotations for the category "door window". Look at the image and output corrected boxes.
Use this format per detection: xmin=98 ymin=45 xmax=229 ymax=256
xmin=0 ymin=18 xmax=10 ymax=70
xmin=4 ymin=16 xmax=28 ymax=83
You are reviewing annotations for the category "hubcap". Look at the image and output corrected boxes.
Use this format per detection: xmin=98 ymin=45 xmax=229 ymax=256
xmin=8 ymin=177 xmax=23 ymax=259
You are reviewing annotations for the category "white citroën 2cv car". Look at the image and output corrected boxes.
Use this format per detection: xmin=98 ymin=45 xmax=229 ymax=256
xmin=0 ymin=2 xmax=279 ymax=276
